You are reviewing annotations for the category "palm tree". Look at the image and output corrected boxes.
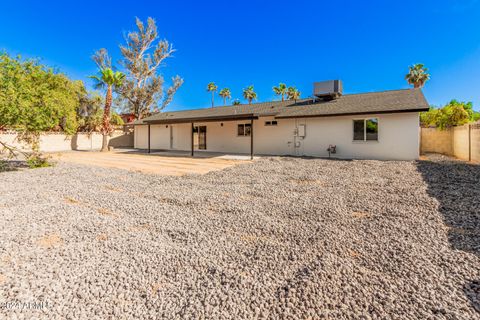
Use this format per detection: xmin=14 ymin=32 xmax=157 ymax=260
xmin=232 ymin=99 xmax=241 ymax=105
xmin=273 ymin=83 xmax=288 ymax=101
xmin=90 ymin=68 xmax=125 ymax=152
xmin=219 ymin=88 xmax=231 ymax=105
xmin=207 ymin=82 xmax=218 ymax=107
xmin=287 ymin=86 xmax=301 ymax=101
xmin=243 ymin=85 xmax=257 ymax=104
xmin=405 ymin=64 xmax=430 ymax=88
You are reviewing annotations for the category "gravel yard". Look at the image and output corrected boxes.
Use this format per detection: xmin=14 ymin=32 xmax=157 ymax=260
xmin=0 ymin=155 xmax=479 ymax=319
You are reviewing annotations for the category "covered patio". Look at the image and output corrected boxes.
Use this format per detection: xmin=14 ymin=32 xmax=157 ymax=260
xmin=142 ymin=114 xmax=258 ymax=160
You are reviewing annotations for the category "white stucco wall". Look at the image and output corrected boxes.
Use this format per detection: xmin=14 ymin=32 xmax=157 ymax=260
xmin=134 ymin=112 xmax=421 ymax=160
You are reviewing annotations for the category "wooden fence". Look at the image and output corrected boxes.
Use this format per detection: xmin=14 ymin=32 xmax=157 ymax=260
xmin=421 ymin=123 xmax=480 ymax=162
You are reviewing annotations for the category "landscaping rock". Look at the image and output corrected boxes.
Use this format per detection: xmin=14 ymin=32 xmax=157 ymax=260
xmin=0 ymin=155 xmax=479 ymax=319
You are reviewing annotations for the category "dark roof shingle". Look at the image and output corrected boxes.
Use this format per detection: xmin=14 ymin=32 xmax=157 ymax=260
xmin=133 ymin=89 xmax=429 ymax=124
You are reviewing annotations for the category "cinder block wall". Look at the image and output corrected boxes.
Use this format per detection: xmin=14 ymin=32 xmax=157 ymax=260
xmin=0 ymin=132 xmax=133 ymax=152
xmin=421 ymin=124 xmax=480 ymax=162
xmin=420 ymin=128 xmax=453 ymax=155
xmin=471 ymin=124 xmax=480 ymax=162
xmin=452 ymin=126 xmax=470 ymax=161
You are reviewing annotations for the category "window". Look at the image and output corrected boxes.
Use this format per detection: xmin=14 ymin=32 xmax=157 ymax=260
xmin=238 ymin=123 xmax=251 ymax=136
xmin=353 ymin=118 xmax=378 ymax=141
xmin=265 ymin=121 xmax=278 ymax=126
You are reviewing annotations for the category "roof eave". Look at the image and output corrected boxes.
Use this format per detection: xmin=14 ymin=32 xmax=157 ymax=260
xmin=275 ymin=108 xmax=429 ymax=119
xmin=143 ymin=114 xmax=258 ymax=124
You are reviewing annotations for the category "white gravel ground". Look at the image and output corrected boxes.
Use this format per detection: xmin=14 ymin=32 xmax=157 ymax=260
xmin=0 ymin=156 xmax=479 ymax=319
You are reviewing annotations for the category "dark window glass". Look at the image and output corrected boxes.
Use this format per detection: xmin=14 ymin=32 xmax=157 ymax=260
xmin=265 ymin=121 xmax=271 ymax=126
xmin=353 ymin=120 xmax=365 ymax=141
xmin=271 ymin=121 xmax=278 ymax=126
xmin=237 ymin=124 xmax=244 ymax=136
xmin=366 ymin=118 xmax=378 ymax=141
xmin=244 ymin=123 xmax=251 ymax=136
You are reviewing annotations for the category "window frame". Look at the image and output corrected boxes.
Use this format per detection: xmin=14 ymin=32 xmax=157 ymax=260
xmin=264 ymin=120 xmax=278 ymax=126
xmin=352 ymin=118 xmax=379 ymax=142
xmin=237 ymin=123 xmax=251 ymax=137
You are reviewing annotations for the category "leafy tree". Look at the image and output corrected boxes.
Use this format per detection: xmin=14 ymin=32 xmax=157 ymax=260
xmin=243 ymin=85 xmax=257 ymax=104
xmin=287 ymin=86 xmax=301 ymax=101
xmin=273 ymin=83 xmax=288 ymax=101
xmin=405 ymin=63 xmax=430 ymax=88
xmin=232 ymin=99 xmax=241 ymax=105
xmin=420 ymin=100 xmax=479 ymax=129
xmin=0 ymin=53 xmax=81 ymax=153
xmin=119 ymin=17 xmax=183 ymax=119
xmin=207 ymin=82 xmax=218 ymax=107
xmin=219 ymin=88 xmax=231 ymax=105
xmin=90 ymin=49 xmax=125 ymax=152
xmin=77 ymin=92 xmax=124 ymax=132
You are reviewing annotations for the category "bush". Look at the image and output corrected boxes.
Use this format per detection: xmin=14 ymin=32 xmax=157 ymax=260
xmin=26 ymin=154 xmax=52 ymax=169
xmin=0 ymin=160 xmax=8 ymax=172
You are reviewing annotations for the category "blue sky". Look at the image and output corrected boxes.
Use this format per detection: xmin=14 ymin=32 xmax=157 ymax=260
xmin=1 ymin=0 xmax=479 ymax=111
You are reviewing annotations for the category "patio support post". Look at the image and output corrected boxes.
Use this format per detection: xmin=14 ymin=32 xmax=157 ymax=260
xmin=250 ymin=118 xmax=254 ymax=160
xmin=191 ymin=122 xmax=194 ymax=157
xmin=148 ymin=124 xmax=151 ymax=154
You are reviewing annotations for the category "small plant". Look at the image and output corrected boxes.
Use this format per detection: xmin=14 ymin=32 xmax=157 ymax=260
xmin=26 ymin=153 xmax=52 ymax=169
xmin=0 ymin=160 xmax=8 ymax=172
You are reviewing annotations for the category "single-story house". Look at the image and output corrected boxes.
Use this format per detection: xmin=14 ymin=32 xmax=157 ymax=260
xmin=132 ymin=81 xmax=429 ymax=160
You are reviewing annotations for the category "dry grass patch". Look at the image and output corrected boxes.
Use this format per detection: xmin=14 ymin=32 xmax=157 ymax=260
xmin=151 ymin=282 xmax=162 ymax=295
xmin=37 ymin=234 xmax=63 ymax=249
xmin=289 ymin=178 xmax=323 ymax=185
xmin=350 ymin=250 xmax=361 ymax=258
xmin=127 ymin=224 xmax=153 ymax=233
xmin=64 ymin=197 xmax=80 ymax=205
xmin=104 ymin=185 xmax=123 ymax=192
xmin=351 ymin=211 xmax=371 ymax=219
xmin=239 ymin=233 xmax=268 ymax=244
xmin=96 ymin=233 xmax=108 ymax=241
xmin=97 ymin=208 xmax=118 ymax=217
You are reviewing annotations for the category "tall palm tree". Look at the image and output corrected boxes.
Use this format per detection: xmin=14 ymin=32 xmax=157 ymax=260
xmin=243 ymin=86 xmax=257 ymax=104
xmin=273 ymin=83 xmax=288 ymax=101
xmin=219 ymin=88 xmax=231 ymax=105
xmin=207 ymin=82 xmax=218 ymax=107
xmin=287 ymin=86 xmax=301 ymax=101
xmin=90 ymin=69 xmax=125 ymax=152
xmin=405 ymin=63 xmax=430 ymax=88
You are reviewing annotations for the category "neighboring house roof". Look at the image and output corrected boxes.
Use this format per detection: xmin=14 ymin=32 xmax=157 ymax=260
xmin=132 ymin=89 xmax=429 ymax=125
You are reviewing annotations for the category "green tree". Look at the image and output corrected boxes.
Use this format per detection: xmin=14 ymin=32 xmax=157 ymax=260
xmin=90 ymin=49 xmax=125 ymax=152
xmin=0 ymin=53 xmax=81 ymax=153
xmin=219 ymin=88 xmax=231 ymax=105
xmin=405 ymin=63 xmax=430 ymax=88
xmin=119 ymin=17 xmax=183 ymax=119
xmin=273 ymin=83 xmax=287 ymax=101
xmin=77 ymin=92 xmax=124 ymax=132
xmin=420 ymin=100 xmax=478 ymax=129
xmin=287 ymin=86 xmax=301 ymax=101
xmin=242 ymin=85 xmax=257 ymax=104
xmin=232 ymin=99 xmax=241 ymax=105
xmin=207 ymin=82 xmax=218 ymax=107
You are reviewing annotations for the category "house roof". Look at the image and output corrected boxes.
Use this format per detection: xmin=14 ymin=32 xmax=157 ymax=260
xmin=132 ymin=88 xmax=429 ymax=125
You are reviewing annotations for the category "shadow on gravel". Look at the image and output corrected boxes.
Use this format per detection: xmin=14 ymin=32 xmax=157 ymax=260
xmin=416 ymin=155 xmax=480 ymax=312
xmin=0 ymin=160 xmax=27 ymax=172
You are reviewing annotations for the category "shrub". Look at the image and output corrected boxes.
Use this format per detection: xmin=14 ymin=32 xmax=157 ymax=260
xmin=26 ymin=154 xmax=52 ymax=169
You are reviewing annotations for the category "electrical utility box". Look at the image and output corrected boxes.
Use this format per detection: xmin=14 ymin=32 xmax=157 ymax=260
xmin=297 ymin=124 xmax=306 ymax=138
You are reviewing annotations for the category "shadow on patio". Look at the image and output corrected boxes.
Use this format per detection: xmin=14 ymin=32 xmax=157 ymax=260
xmin=416 ymin=154 xmax=480 ymax=312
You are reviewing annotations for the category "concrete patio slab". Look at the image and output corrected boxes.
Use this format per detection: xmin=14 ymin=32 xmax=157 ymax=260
xmin=53 ymin=149 xmax=251 ymax=175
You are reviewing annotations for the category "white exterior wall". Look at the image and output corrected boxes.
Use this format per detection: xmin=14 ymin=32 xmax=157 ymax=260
xmin=134 ymin=125 xmax=149 ymax=149
xmin=134 ymin=112 xmax=421 ymax=160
